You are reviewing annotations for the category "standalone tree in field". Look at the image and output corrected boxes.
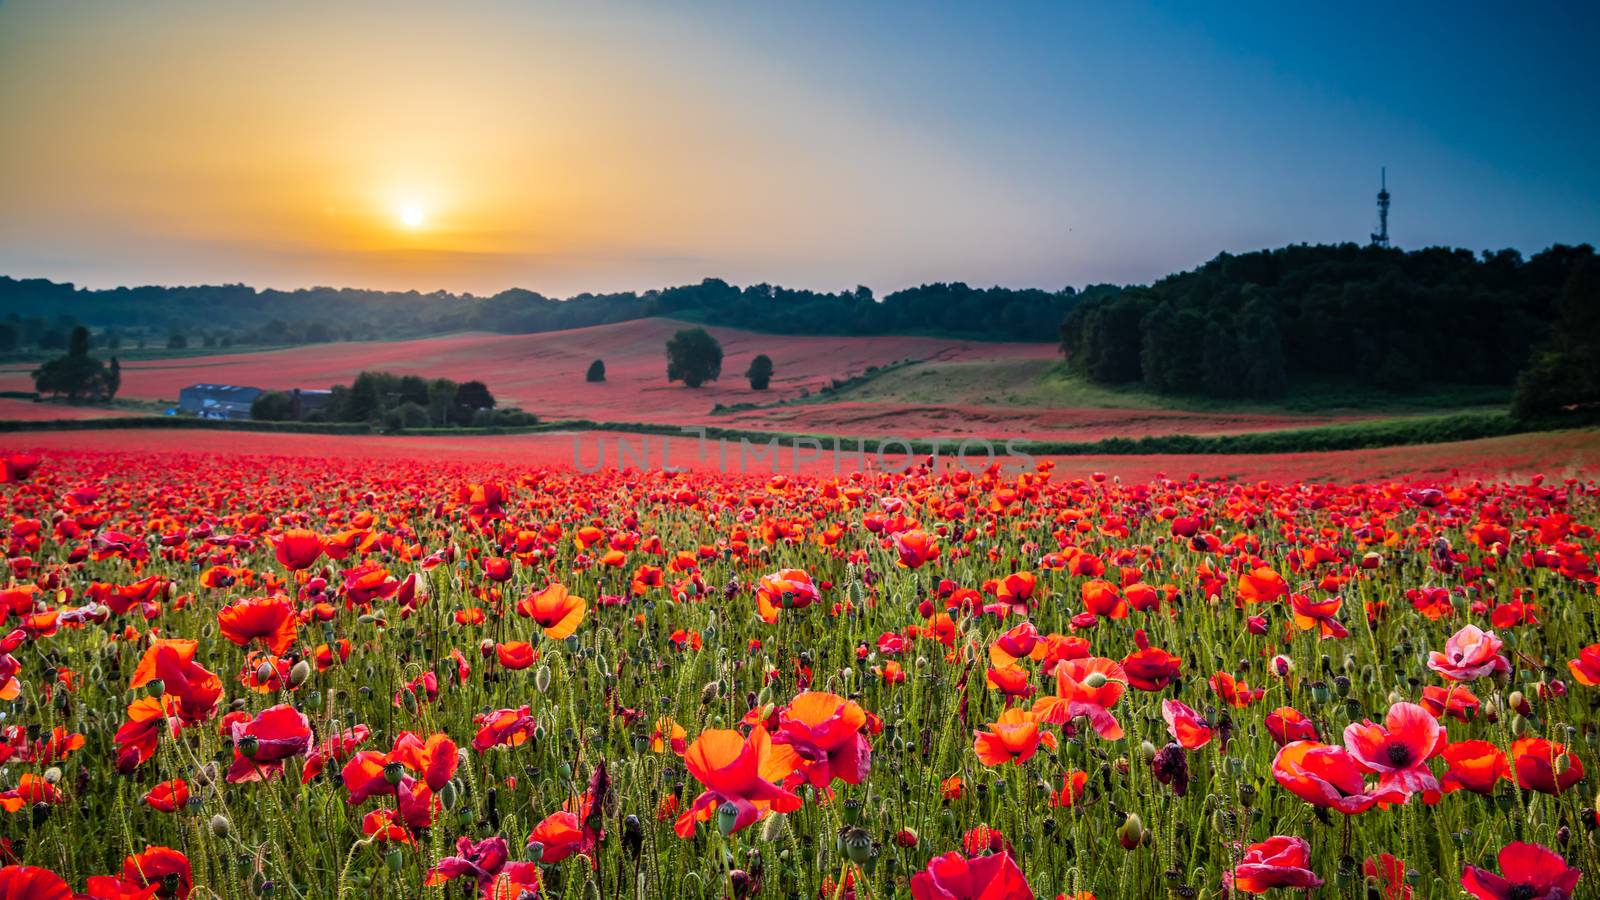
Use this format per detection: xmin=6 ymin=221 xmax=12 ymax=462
xmin=746 ymin=354 xmax=774 ymax=390
xmin=666 ymin=327 xmax=723 ymax=388
xmin=32 ymin=325 xmax=108 ymax=403
xmin=586 ymin=359 xmax=606 ymax=382
xmin=455 ymin=380 xmax=496 ymax=412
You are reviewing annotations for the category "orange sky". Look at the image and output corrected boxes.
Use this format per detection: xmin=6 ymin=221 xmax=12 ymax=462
xmin=0 ymin=1 xmax=1048 ymax=295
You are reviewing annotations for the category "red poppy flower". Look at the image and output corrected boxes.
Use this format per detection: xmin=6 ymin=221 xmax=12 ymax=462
xmin=893 ymin=530 xmax=940 ymax=569
xmin=516 ymin=583 xmax=587 ymax=639
xmin=472 ymin=706 xmax=536 ymax=752
xmin=674 ymin=726 xmax=800 ymax=839
xmin=1363 ymin=854 xmax=1411 ymax=900
xmin=1420 ymin=684 xmax=1480 ymax=722
xmin=1161 ymin=700 xmax=1211 ymax=750
xmin=1050 ymin=770 xmax=1089 ymax=808
xmin=909 ymin=850 xmax=1033 ymax=900
xmin=217 ymin=596 xmax=298 ymax=655
xmin=1440 ymin=740 xmax=1510 ymax=795
xmin=129 ymin=639 xmax=222 ymax=723
xmin=1427 ymin=624 xmax=1512 ymax=682
xmin=0 ymin=865 xmax=73 ymax=900
xmin=117 ymin=846 xmax=193 ymax=899
xmin=974 ymin=708 xmax=1058 ymax=766
xmin=1289 ymin=592 xmax=1348 ymax=639
xmin=1033 ymin=657 xmax=1126 ymax=740
xmin=1568 ymin=643 xmax=1600 ymax=686
xmin=1209 ymin=671 xmax=1265 ymax=708
xmin=226 ymin=704 xmax=313 ymax=783
xmin=1271 ymin=741 xmax=1405 ymax=814
xmin=1121 ymin=643 xmax=1182 ymax=692
xmin=1237 ymin=567 xmax=1288 ymax=604
xmin=1225 ymin=835 xmax=1322 ymax=894
xmin=985 ymin=665 xmax=1036 ymax=701
xmin=1343 ymin=702 xmax=1446 ymax=799
xmin=1511 ymin=736 xmax=1584 ymax=795
xmin=768 ymin=691 xmax=872 ymax=791
xmin=1461 ymin=841 xmax=1581 ymax=900
xmin=755 ymin=569 xmax=820 ymax=624
xmin=143 ymin=779 xmax=189 ymax=813
xmin=1265 ymin=706 xmax=1319 ymax=746
xmin=271 ymin=529 xmax=324 ymax=571
xmin=495 ymin=641 xmax=535 ymax=670
xmin=988 ymin=622 xmax=1041 ymax=668
xmin=1080 ymin=579 xmax=1126 ymax=619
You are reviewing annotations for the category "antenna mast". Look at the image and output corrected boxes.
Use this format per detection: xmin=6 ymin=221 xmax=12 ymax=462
xmin=1370 ymin=167 xmax=1391 ymax=248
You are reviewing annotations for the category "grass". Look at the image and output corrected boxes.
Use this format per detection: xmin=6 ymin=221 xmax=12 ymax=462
xmin=806 ymin=357 xmax=1512 ymax=416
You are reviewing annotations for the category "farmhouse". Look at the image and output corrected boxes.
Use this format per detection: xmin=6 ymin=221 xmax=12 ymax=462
xmin=176 ymin=384 xmax=262 ymax=421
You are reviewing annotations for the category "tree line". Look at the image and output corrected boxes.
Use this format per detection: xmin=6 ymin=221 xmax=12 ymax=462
xmin=0 ymin=276 xmax=1086 ymax=347
xmin=1058 ymin=242 xmax=1594 ymax=404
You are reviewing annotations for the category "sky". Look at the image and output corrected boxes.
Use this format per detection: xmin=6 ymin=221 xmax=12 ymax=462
xmin=2 ymin=0 xmax=1597 ymax=297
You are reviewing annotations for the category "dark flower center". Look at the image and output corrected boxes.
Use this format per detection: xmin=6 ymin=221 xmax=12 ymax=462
xmin=1384 ymin=743 xmax=1413 ymax=767
xmin=1508 ymin=885 xmax=1536 ymax=900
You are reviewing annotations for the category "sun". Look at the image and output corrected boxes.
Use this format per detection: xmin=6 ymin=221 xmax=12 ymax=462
xmin=398 ymin=205 xmax=425 ymax=229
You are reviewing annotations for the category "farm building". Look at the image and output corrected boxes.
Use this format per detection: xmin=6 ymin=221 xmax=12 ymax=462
xmin=289 ymin=388 xmax=332 ymax=419
xmin=177 ymin=384 xmax=262 ymax=421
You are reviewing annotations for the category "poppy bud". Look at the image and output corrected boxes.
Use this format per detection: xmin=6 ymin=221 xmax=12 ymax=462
xmin=439 ymin=780 xmax=459 ymax=810
xmin=42 ymin=766 xmax=61 ymax=785
xmin=210 ymin=814 xmax=232 ymax=838
xmin=534 ymin=665 xmax=552 ymax=693
xmin=1117 ymin=812 xmax=1145 ymax=850
xmin=760 ymin=813 xmax=786 ymax=843
xmin=1084 ymin=672 xmax=1109 ymax=689
xmin=288 ymin=659 xmax=311 ymax=688
xmin=624 ymin=814 xmax=645 ymax=858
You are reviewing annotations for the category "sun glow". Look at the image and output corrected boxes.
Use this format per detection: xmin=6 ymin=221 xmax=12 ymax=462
xmin=398 ymin=205 xmax=426 ymax=229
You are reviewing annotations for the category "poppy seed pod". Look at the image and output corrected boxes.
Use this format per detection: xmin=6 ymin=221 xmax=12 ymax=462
xmin=716 ymin=801 xmax=741 ymax=836
xmin=840 ymin=827 xmax=874 ymax=864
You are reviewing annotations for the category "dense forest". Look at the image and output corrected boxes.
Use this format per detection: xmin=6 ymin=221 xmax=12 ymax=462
xmin=1059 ymin=242 xmax=1595 ymax=400
xmin=0 ymin=276 xmax=1088 ymax=350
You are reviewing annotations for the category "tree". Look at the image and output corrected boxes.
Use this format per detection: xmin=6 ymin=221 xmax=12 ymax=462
xmin=666 ymin=327 xmax=723 ymax=388
xmin=251 ymin=391 xmax=295 ymax=421
xmin=32 ymin=326 xmax=107 ymax=403
xmin=745 ymin=354 xmax=774 ymax=390
xmin=105 ymin=357 xmax=121 ymax=400
xmin=0 ymin=323 xmax=17 ymax=353
xmin=455 ymin=380 xmax=496 ymax=411
xmin=1513 ymin=253 xmax=1600 ymax=417
xmin=167 ymin=332 xmax=188 ymax=350
xmin=586 ymin=359 xmax=606 ymax=382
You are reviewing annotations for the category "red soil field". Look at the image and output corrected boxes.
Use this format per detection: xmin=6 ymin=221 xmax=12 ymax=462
xmin=8 ymin=427 xmax=1598 ymax=484
xmin=0 ymin=319 xmax=1057 ymax=423
xmin=0 ymin=321 xmax=1376 ymax=440
xmin=0 ymin=398 xmax=139 ymax=421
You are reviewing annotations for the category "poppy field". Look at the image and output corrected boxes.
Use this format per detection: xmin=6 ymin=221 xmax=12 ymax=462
xmin=0 ymin=447 xmax=1595 ymax=899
